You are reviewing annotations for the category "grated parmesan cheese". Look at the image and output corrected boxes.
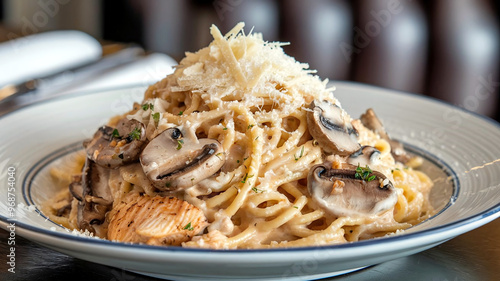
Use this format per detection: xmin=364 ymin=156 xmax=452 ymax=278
xmin=150 ymin=22 xmax=340 ymax=115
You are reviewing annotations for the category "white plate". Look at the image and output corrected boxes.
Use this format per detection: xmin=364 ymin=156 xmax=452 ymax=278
xmin=1 ymin=82 xmax=500 ymax=280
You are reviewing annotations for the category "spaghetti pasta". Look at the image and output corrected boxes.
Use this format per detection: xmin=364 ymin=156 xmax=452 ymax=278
xmin=45 ymin=23 xmax=434 ymax=249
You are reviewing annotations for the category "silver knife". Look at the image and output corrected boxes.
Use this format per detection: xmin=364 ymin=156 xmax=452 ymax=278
xmin=0 ymin=45 xmax=145 ymax=104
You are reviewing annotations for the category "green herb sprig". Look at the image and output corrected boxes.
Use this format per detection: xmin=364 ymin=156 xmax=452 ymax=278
xmin=355 ymin=165 xmax=376 ymax=182
xmin=183 ymin=222 xmax=194 ymax=231
xmin=112 ymin=128 xmax=120 ymax=139
xmin=251 ymin=187 xmax=263 ymax=193
xmin=294 ymin=146 xmax=305 ymax=161
xmin=176 ymin=139 xmax=184 ymax=150
xmin=241 ymin=173 xmax=254 ymax=184
xmin=142 ymin=103 xmax=154 ymax=111
xmin=152 ymin=112 xmax=160 ymax=125
xmin=128 ymin=127 xmax=141 ymax=141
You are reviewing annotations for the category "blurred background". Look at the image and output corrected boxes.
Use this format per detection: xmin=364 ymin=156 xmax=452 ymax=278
xmin=0 ymin=0 xmax=499 ymax=121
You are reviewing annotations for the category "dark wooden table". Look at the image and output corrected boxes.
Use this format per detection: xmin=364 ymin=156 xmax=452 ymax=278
xmin=1 ymin=218 xmax=499 ymax=281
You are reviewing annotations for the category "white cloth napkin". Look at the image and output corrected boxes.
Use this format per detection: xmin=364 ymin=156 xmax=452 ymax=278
xmin=0 ymin=29 xmax=178 ymax=116
xmin=0 ymin=53 xmax=177 ymax=116
xmin=56 ymin=53 xmax=177 ymax=96
xmin=0 ymin=30 xmax=102 ymax=87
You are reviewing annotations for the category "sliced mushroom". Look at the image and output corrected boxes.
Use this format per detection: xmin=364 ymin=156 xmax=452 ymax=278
xmin=83 ymin=118 xmax=147 ymax=169
xmin=68 ymin=174 xmax=83 ymax=201
xmin=347 ymin=146 xmax=381 ymax=167
xmin=307 ymin=100 xmax=360 ymax=156
xmin=56 ymin=204 xmax=72 ymax=217
xmin=360 ymin=109 xmax=411 ymax=164
xmin=307 ymin=163 xmax=397 ymax=217
xmin=140 ymin=127 xmax=226 ymax=191
xmin=75 ymin=158 xmax=113 ymax=234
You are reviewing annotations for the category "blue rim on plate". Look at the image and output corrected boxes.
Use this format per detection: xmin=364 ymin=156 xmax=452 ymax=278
xmin=20 ymin=139 xmax=461 ymax=251
xmin=2 ymin=84 xmax=496 ymax=253
xmin=1 ymin=82 xmax=499 ymax=280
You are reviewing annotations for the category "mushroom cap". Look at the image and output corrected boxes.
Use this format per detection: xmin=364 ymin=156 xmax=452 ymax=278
xmin=76 ymin=158 xmax=113 ymax=234
xmin=388 ymin=140 xmax=411 ymax=164
xmin=307 ymin=163 xmax=397 ymax=217
xmin=84 ymin=118 xmax=147 ymax=169
xmin=359 ymin=108 xmax=389 ymax=139
xmin=307 ymin=100 xmax=360 ymax=156
xmin=140 ymin=128 xmax=226 ymax=191
xmin=347 ymin=146 xmax=381 ymax=167
xmin=359 ymin=108 xmax=411 ymax=164
xmin=69 ymin=174 xmax=83 ymax=202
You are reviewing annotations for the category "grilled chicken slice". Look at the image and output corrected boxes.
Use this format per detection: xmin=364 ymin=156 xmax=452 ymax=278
xmin=183 ymin=230 xmax=230 ymax=249
xmin=108 ymin=193 xmax=208 ymax=246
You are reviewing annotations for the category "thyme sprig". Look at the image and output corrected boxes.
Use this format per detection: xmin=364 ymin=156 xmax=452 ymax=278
xmin=355 ymin=164 xmax=376 ymax=182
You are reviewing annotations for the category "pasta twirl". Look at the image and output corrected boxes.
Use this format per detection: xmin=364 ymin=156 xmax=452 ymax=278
xmin=45 ymin=23 xmax=434 ymax=249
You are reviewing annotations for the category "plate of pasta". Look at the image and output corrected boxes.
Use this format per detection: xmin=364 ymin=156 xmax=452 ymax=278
xmin=1 ymin=23 xmax=500 ymax=280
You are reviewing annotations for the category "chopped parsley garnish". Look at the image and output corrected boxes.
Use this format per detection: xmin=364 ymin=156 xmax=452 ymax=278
xmin=252 ymin=187 xmax=263 ymax=193
xmin=152 ymin=112 xmax=160 ymax=125
xmin=178 ymin=111 xmax=183 ymax=116
xmin=355 ymin=165 xmax=376 ymax=182
xmin=176 ymin=139 xmax=184 ymax=150
xmin=293 ymin=206 xmax=298 ymax=209
xmin=112 ymin=129 xmax=120 ymax=138
xmin=128 ymin=127 xmax=141 ymax=141
xmin=142 ymin=103 xmax=154 ymax=111
xmin=247 ymin=124 xmax=254 ymax=130
xmin=241 ymin=173 xmax=254 ymax=184
xmin=183 ymin=222 xmax=194 ymax=231
xmin=222 ymin=127 xmax=228 ymax=130
xmin=118 ymin=153 xmax=124 ymax=159
xmin=294 ymin=146 xmax=305 ymax=161
xmin=215 ymin=152 xmax=223 ymax=160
